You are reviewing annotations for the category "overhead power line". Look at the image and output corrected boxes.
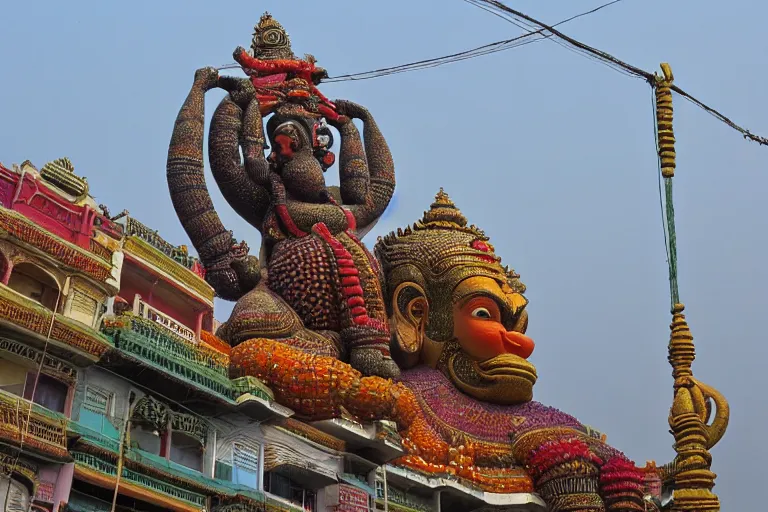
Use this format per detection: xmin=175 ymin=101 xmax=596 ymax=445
xmin=464 ymin=0 xmax=768 ymax=146
xmin=323 ymin=0 xmax=626 ymax=82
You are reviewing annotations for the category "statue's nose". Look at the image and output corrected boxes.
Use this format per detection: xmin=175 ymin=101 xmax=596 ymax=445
xmin=501 ymin=330 xmax=535 ymax=359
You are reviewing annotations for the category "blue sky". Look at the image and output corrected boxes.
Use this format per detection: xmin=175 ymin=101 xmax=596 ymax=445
xmin=1 ymin=0 xmax=766 ymax=506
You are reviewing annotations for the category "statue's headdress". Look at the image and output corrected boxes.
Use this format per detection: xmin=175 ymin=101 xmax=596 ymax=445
xmin=376 ymin=189 xmax=526 ymax=296
xmin=251 ymin=12 xmax=296 ymax=60
xmin=375 ymin=189 xmax=529 ymax=367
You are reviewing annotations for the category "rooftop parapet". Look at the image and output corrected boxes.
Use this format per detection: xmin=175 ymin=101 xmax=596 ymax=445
xmin=122 ymin=216 xmax=205 ymax=277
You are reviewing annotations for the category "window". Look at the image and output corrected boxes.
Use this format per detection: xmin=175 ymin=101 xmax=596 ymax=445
xmin=0 ymin=359 xmax=28 ymax=397
xmin=232 ymin=443 xmax=259 ymax=489
xmin=130 ymin=424 xmax=163 ymax=455
xmin=23 ymin=373 xmax=67 ymax=413
xmin=69 ymin=289 xmax=98 ymax=327
xmin=169 ymin=432 xmax=203 ymax=471
xmin=214 ymin=459 xmax=233 ymax=481
xmin=7 ymin=263 xmax=59 ymax=311
xmin=78 ymin=387 xmax=119 ymax=439
xmin=265 ymin=472 xmax=315 ymax=510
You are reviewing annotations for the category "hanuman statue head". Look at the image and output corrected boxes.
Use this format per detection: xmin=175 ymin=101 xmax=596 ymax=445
xmin=251 ymin=12 xmax=296 ymax=60
xmin=375 ymin=189 xmax=537 ymax=404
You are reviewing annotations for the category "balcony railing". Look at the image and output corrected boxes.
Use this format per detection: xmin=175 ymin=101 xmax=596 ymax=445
xmin=0 ymin=388 xmax=69 ymax=460
xmin=101 ymin=313 xmax=233 ymax=400
xmin=133 ymin=295 xmax=196 ymax=344
xmin=72 ymin=451 xmax=206 ymax=508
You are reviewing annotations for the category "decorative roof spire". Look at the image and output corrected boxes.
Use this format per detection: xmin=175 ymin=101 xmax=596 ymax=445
xmin=251 ymin=12 xmax=295 ymax=60
xmin=420 ymin=188 xmax=469 ymax=229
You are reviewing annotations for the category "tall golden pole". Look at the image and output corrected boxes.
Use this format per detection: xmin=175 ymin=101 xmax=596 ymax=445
xmin=654 ymin=64 xmax=730 ymax=512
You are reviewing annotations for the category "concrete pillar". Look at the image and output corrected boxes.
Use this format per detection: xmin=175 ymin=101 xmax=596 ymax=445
xmin=432 ymin=490 xmax=442 ymax=512
xmin=194 ymin=310 xmax=205 ymax=342
xmin=1 ymin=258 xmax=12 ymax=285
xmin=51 ymin=462 xmax=75 ymax=512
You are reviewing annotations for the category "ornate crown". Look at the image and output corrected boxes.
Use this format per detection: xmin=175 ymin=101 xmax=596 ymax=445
xmin=376 ymin=189 xmax=526 ymax=294
xmin=251 ymin=12 xmax=295 ymax=60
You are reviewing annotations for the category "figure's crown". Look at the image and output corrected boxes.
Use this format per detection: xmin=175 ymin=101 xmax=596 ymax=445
xmin=420 ymin=188 xmax=468 ymax=228
xmin=377 ymin=189 xmax=526 ymax=294
xmin=251 ymin=12 xmax=295 ymax=60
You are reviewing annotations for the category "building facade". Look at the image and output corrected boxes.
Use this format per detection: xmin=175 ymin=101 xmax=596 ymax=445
xmin=0 ymin=158 xmax=526 ymax=512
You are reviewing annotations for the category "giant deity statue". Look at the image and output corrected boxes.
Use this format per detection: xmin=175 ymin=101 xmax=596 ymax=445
xmin=231 ymin=191 xmax=710 ymax=511
xmin=166 ymin=13 xmax=399 ymax=378
xmin=166 ymin=14 xmax=729 ymax=512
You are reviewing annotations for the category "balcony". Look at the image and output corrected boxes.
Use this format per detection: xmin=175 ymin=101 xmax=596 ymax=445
xmin=311 ymin=418 xmax=404 ymax=465
xmin=99 ymin=312 xmax=289 ymax=421
xmin=383 ymin=465 xmax=547 ymax=512
xmin=0 ymin=207 xmax=116 ymax=290
xmin=100 ymin=312 xmax=232 ymax=401
xmin=72 ymin=451 xmax=206 ymax=512
xmin=0 ymin=388 xmax=70 ymax=461
xmin=121 ymin=218 xmax=213 ymax=306
xmin=0 ymin=284 xmax=113 ymax=363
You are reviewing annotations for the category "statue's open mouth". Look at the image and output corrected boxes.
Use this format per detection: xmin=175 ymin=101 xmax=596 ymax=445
xmin=476 ymin=354 xmax=538 ymax=384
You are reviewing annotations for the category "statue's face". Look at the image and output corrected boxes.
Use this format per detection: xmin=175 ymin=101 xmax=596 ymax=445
xmin=268 ymin=118 xmax=329 ymax=203
xmin=452 ymin=276 xmax=534 ymax=361
xmin=440 ymin=275 xmax=538 ymax=405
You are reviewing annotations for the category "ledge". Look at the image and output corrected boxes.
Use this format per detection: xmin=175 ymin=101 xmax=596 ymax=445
xmin=311 ymin=418 xmax=404 ymax=464
xmin=0 ymin=285 xmax=112 ymax=362
xmin=384 ymin=465 xmax=546 ymax=511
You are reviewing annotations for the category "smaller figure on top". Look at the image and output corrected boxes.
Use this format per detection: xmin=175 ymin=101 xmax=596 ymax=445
xmin=233 ymin=12 xmax=341 ymax=121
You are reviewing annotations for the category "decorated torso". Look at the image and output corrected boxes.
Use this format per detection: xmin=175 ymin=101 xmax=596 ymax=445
xmin=399 ymin=366 xmax=584 ymax=448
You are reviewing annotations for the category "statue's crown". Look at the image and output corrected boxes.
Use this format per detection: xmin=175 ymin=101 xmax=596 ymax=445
xmin=377 ymin=189 xmax=526 ymax=293
xmin=251 ymin=12 xmax=295 ymax=60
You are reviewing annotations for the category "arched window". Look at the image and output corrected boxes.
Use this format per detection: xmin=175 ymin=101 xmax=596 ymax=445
xmin=7 ymin=262 xmax=60 ymax=310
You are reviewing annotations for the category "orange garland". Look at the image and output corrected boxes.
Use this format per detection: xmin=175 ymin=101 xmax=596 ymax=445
xmin=231 ymin=338 xmax=534 ymax=493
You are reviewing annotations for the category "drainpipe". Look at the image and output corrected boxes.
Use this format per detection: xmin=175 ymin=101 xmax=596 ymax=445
xmin=11 ymin=167 xmax=28 ymax=205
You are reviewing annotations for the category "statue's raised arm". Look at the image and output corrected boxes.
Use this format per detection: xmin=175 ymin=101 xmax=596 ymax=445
xmin=331 ymin=100 xmax=396 ymax=233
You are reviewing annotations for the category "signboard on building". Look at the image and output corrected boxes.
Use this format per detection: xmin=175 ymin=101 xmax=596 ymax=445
xmin=337 ymin=484 xmax=369 ymax=512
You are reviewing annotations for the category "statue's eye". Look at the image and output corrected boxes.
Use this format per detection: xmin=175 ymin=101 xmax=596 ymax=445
xmin=471 ymin=307 xmax=492 ymax=319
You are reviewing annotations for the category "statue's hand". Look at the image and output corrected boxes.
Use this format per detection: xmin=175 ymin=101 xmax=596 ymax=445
xmin=218 ymin=76 xmax=256 ymax=107
xmin=233 ymin=46 xmax=248 ymax=62
xmin=194 ymin=67 xmax=219 ymax=92
xmin=334 ymin=100 xmax=370 ymax=121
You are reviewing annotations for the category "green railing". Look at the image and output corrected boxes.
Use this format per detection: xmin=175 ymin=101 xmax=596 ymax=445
xmin=72 ymin=451 xmax=206 ymax=507
xmin=102 ymin=315 xmax=233 ymax=399
xmin=69 ymin=420 xmax=121 ymax=453
xmin=101 ymin=315 xmax=274 ymax=404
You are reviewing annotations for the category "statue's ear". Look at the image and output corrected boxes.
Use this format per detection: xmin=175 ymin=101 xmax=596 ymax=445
xmin=390 ymin=282 xmax=429 ymax=369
